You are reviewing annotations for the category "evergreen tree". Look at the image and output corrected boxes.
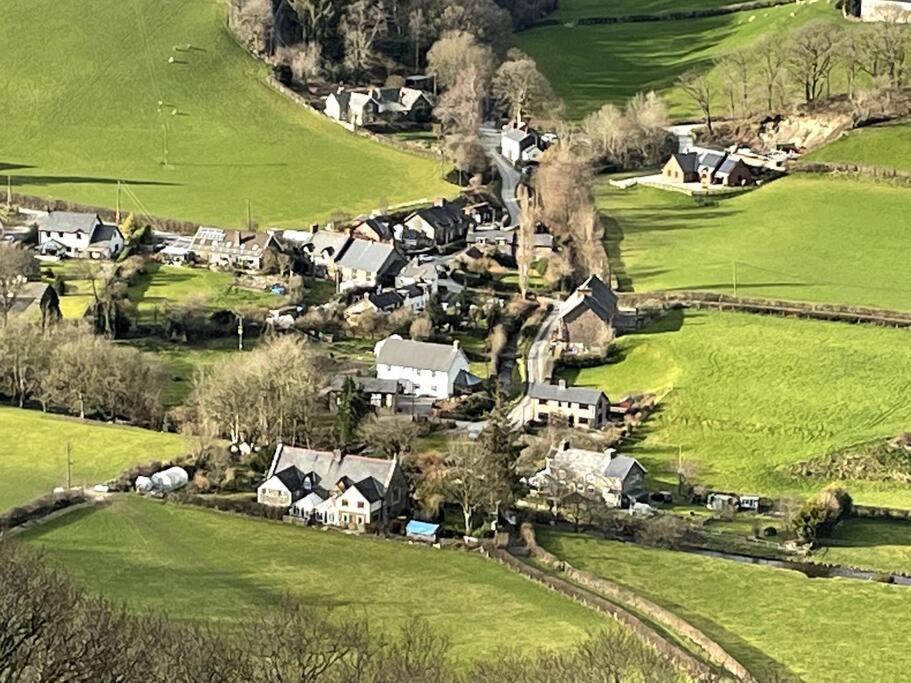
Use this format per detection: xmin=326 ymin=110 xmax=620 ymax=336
xmin=333 ymin=376 xmax=368 ymax=450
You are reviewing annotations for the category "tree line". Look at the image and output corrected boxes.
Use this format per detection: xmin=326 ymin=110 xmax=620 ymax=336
xmin=679 ymin=19 xmax=909 ymax=131
xmin=0 ymin=542 xmax=678 ymax=682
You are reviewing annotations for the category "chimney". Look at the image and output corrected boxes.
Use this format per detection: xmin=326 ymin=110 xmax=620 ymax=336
xmin=604 ymin=448 xmax=618 ymax=460
xmin=332 ymin=449 xmax=343 ymax=463
xmin=452 ymin=339 xmax=460 ymax=350
xmin=558 ymin=439 xmax=571 ymax=452
xmin=310 ymin=223 xmax=319 ymax=234
xmin=558 ymin=379 xmax=566 ymax=390
xmin=434 ymin=197 xmax=446 ymax=208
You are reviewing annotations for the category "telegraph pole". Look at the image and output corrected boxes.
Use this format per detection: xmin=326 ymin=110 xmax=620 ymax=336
xmin=245 ymin=199 xmax=252 ymax=231
xmin=6 ymin=175 xmax=11 ymax=209
xmin=66 ymin=442 xmax=73 ymax=489
xmin=115 ymin=181 xmax=122 ymax=224
xmin=732 ymin=261 xmax=738 ymax=298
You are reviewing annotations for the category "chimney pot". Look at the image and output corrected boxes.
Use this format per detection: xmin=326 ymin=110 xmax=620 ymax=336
xmin=559 ymin=439 xmax=570 ymax=452
xmin=558 ymin=379 xmax=566 ymax=390
xmin=310 ymin=223 xmax=319 ymax=234
xmin=452 ymin=339 xmax=460 ymax=350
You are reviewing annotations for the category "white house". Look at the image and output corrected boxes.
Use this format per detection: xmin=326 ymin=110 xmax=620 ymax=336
xmin=501 ymin=126 xmax=539 ymax=165
xmin=257 ymin=444 xmax=408 ymax=528
xmin=35 ymin=211 xmax=124 ymax=259
xmin=373 ymin=335 xmax=471 ymax=399
xmin=334 ymin=239 xmax=405 ymax=292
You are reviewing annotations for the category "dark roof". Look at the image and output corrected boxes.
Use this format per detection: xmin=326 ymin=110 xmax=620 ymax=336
xmin=671 ymin=152 xmax=698 ymax=174
xmin=559 ymin=275 xmax=618 ymax=324
xmin=715 ymin=156 xmax=749 ymax=178
xmin=410 ymin=202 xmax=468 ymax=231
xmin=89 ymin=224 xmax=122 ymax=246
xmin=269 ymin=445 xmax=398 ymax=498
xmin=275 ymin=466 xmax=304 ymax=492
xmin=36 ymin=211 xmax=100 ymax=234
xmin=356 ymin=217 xmax=393 ymax=241
xmin=353 ymin=477 xmax=384 ymax=503
xmin=329 ymin=376 xmax=402 ymax=394
xmin=697 ymin=150 xmax=726 ymax=173
xmin=396 ymin=283 xmax=426 ymax=299
xmin=529 ymin=382 xmax=607 ymax=405
xmin=369 ymin=290 xmax=404 ymax=311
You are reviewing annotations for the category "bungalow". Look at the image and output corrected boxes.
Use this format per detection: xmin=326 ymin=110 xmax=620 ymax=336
xmin=529 ymin=440 xmax=647 ymax=508
xmin=35 ymin=212 xmax=124 ymax=259
xmin=662 ymin=152 xmax=699 ymax=183
xmin=258 ymin=443 xmax=409 ymax=528
xmin=401 ymin=200 xmax=472 ymax=252
xmin=528 ymin=380 xmax=611 ymax=429
xmin=374 ymin=335 xmax=471 ymax=399
xmin=553 ymin=275 xmax=618 ymax=353
xmin=188 ymin=226 xmax=281 ymax=271
xmin=395 ymin=258 xmax=440 ymax=293
xmin=334 ymin=239 xmax=406 ymax=291
xmin=326 ymin=375 xmax=405 ymax=413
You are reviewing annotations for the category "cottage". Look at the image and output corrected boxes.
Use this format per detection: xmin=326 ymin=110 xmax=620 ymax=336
xmin=553 ymin=275 xmax=618 ymax=353
xmin=352 ymin=217 xmax=393 ymax=243
xmin=374 ymin=335 xmax=471 ymax=399
xmin=395 ymin=258 xmax=440 ymax=293
xmin=529 ymin=441 xmax=647 ymax=508
xmin=713 ymin=156 xmax=754 ymax=187
xmin=401 ymin=200 xmax=472 ymax=252
xmin=326 ymin=376 xmax=405 ymax=413
xmin=345 ymin=290 xmax=405 ymax=320
xmin=334 ymin=239 xmax=405 ymax=291
xmin=35 ymin=212 xmax=124 ymax=259
xmin=188 ymin=227 xmax=281 ymax=271
xmin=324 ymin=86 xmax=435 ymax=126
xmin=258 ymin=443 xmax=409 ymax=528
xmin=662 ymin=152 xmax=699 ymax=183
xmin=528 ymin=380 xmax=611 ymax=429
xmin=283 ymin=228 xmax=352 ymax=277
xmin=661 ymin=149 xmax=754 ymax=187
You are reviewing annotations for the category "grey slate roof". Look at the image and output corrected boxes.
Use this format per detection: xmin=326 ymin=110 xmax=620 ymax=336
xmin=715 ymin=156 xmax=748 ymax=178
xmin=353 ymin=477 xmax=384 ymax=503
xmin=375 ymin=337 xmax=467 ymax=372
xmin=672 ymin=152 xmax=698 ymax=174
xmin=329 ymin=376 xmax=402 ymax=395
xmin=558 ymin=274 xmax=618 ymax=324
xmin=528 ymin=382 xmax=607 ymax=405
xmin=268 ymin=445 xmax=397 ymax=495
xmin=336 ymin=239 xmax=403 ymax=275
xmin=551 ymin=445 xmax=646 ymax=482
xmin=368 ymin=289 xmax=404 ymax=310
xmin=697 ymin=150 xmax=726 ymax=173
xmin=36 ymin=211 xmax=100 ymax=234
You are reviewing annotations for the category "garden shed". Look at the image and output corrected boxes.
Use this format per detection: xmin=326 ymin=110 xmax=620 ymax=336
xmin=406 ymin=520 xmax=440 ymax=543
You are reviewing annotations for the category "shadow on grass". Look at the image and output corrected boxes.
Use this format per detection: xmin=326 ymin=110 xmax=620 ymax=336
xmin=10 ymin=174 xmax=180 ymax=188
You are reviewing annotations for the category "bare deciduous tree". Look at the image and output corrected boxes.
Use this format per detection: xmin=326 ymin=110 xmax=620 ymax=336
xmin=788 ymin=21 xmax=840 ymax=104
xmin=0 ymin=244 xmax=38 ymax=325
xmin=677 ymin=69 xmax=714 ymax=132
xmin=426 ymin=30 xmax=495 ymax=90
xmin=492 ymin=52 xmax=556 ymax=123
xmin=340 ymin=0 xmax=387 ymax=82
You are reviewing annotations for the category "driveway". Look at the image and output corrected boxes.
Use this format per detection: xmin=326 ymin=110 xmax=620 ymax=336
xmin=480 ymin=126 xmax=521 ymax=228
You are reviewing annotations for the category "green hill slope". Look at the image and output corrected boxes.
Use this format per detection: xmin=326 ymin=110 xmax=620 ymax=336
xmin=804 ymin=122 xmax=911 ymax=172
xmin=0 ymin=0 xmax=449 ymax=227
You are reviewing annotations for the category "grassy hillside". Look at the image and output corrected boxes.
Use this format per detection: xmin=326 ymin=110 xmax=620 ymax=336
xmin=560 ymin=311 xmax=911 ymax=507
xmin=26 ymin=497 xmax=603 ymax=661
xmin=804 ymin=123 xmax=911 ymax=172
xmin=518 ymin=1 xmax=836 ymax=118
xmin=600 ymin=176 xmax=911 ymax=311
xmin=0 ymin=408 xmax=182 ymax=512
xmin=0 ymin=0 xmax=449 ymax=227
xmin=550 ymin=0 xmax=735 ymax=20
xmin=540 ymin=530 xmax=911 ymax=682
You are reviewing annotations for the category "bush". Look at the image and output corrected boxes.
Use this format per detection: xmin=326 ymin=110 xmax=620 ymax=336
xmin=791 ymin=485 xmax=853 ymax=546
xmin=171 ymin=493 xmax=286 ymax=521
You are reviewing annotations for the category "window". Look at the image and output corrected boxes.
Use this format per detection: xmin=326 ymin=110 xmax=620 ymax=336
xmin=357 ymin=501 xmax=365 ymax=509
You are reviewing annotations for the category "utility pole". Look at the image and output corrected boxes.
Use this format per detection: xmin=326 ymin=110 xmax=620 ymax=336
xmin=245 ymin=199 xmax=252 ymax=231
xmin=66 ymin=442 xmax=73 ymax=489
xmin=732 ymin=261 xmax=738 ymax=298
xmin=162 ymin=125 xmax=169 ymax=166
xmin=6 ymin=175 xmax=11 ymax=209
xmin=115 ymin=181 xmax=121 ymax=224
xmin=236 ymin=312 xmax=244 ymax=351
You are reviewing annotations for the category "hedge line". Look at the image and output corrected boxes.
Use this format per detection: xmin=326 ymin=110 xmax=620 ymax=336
xmin=0 ymin=491 xmax=87 ymax=532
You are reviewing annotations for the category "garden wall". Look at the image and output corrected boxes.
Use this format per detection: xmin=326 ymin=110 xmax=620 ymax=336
xmin=792 ymin=161 xmax=911 ymax=187
xmin=519 ymin=524 xmax=757 ymax=682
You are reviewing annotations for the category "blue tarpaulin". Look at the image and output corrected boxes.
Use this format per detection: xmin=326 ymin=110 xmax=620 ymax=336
xmin=406 ymin=520 xmax=440 ymax=539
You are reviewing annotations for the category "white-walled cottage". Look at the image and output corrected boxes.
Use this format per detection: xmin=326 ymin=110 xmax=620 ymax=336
xmin=373 ymin=335 xmax=471 ymax=399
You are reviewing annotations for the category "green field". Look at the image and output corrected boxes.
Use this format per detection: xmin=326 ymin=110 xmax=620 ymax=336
xmin=25 ymin=497 xmax=603 ymax=661
xmin=804 ymin=123 xmax=911 ymax=173
xmin=0 ymin=408 xmax=183 ymax=512
xmin=817 ymin=518 xmax=911 ymax=575
xmin=518 ymin=1 xmax=835 ymax=117
xmin=0 ymin=0 xmax=449 ymax=227
xmin=540 ymin=530 xmax=911 ymax=682
xmin=561 ymin=310 xmax=911 ymax=506
xmin=601 ymin=175 xmax=911 ymax=311
xmin=551 ymin=0 xmax=736 ymax=21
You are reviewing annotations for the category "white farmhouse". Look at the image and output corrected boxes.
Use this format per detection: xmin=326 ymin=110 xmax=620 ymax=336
xmin=35 ymin=211 xmax=124 ymax=259
xmin=501 ymin=126 xmax=540 ymax=165
xmin=374 ymin=335 xmax=471 ymax=399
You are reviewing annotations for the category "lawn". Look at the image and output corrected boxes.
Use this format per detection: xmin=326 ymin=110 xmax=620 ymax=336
xmin=804 ymin=123 xmax=911 ymax=173
xmin=550 ymin=0 xmax=736 ymax=21
xmin=39 ymin=261 xmax=97 ymax=319
xmin=539 ymin=530 xmax=911 ymax=682
xmin=25 ymin=497 xmax=603 ymax=661
xmin=0 ymin=0 xmax=449 ymax=228
xmin=560 ymin=310 xmax=911 ymax=507
xmin=600 ymin=175 xmax=911 ymax=311
xmin=816 ymin=517 xmax=911 ymax=575
xmin=0 ymin=408 xmax=183 ymax=513
xmin=518 ymin=1 xmax=837 ymax=117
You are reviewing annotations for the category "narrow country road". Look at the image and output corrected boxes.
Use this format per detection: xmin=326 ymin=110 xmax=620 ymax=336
xmin=509 ymin=303 xmax=561 ymax=427
xmin=479 ymin=125 xmax=521 ymax=227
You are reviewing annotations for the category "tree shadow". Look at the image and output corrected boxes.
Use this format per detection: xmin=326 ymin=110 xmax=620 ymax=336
xmin=10 ymin=174 xmax=180 ymax=188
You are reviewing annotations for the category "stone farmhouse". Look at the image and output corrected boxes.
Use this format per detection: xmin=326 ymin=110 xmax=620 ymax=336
xmin=528 ymin=380 xmax=611 ymax=429
xmin=374 ymin=335 xmax=471 ymax=399
xmin=258 ymin=444 xmax=409 ymax=528
xmin=529 ymin=440 xmax=647 ymax=508
xmin=662 ymin=149 xmax=754 ymax=187
xmin=35 ymin=211 xmax=124 ymax=259
xmin=553 ymin=275 xmax=618 ymax=354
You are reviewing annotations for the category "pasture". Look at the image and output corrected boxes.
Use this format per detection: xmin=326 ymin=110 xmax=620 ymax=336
xmin=550 ymin=0 xmax=736 ymax=21
xmin=0 ymin=408 xmax=183 ymax=513
xmin=804 ymin=123 xmax=911 ymax=173
xmin=560 ymin=310 xmax=911 ymax=507
xmin=0 ymin=0 xmax=449 ymax=228
xmin=25 ymin=497 xmax=603 ymax=661
xmin=517 ymin=1 xmax=836 ymax=117
xmin=540 ymin=530 xmax=911 ymax=682
xmin=816 ymin=517 xmax=911 ymax=575
xmin=600 ymin=175 xmax=911 ymax=311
